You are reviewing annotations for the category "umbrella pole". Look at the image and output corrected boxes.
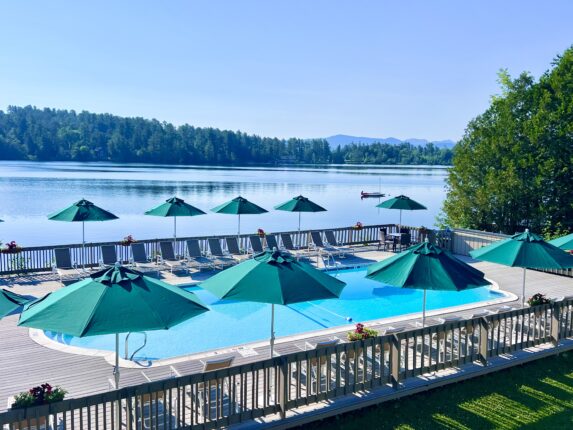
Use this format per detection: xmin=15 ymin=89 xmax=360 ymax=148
xmin=174 ymin=216 xmax=177 ymax=255
xmin=270 ymin=304 xmax=275 ymax=358
xmin=522 ymin=267 xmax=527 ymax=306
xmin=422 ymin=289 xmax=427 ymax=327
xmin=398 ymin=210 xmax=402 ymax=252
xmin=238 ymin=214 xmax=241 ymax=238
xmin=82 ymin=221 xmax=85 ymax=270
xmin=298 ymin=212 xmax=301 ymax=247
xmin=114 ymin=333 xmax=121 ymax=428
xmin=114 ymin=333 xmax=120 ymax=388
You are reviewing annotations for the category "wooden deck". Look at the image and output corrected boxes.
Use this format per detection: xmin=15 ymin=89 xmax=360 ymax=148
xmin=1 ymin=248 xmax=572 ymax=413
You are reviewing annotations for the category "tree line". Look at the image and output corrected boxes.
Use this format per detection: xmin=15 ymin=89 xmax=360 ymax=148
xmin=443 ymin=46 xmax=573 ymax=237
xmin=331 ymin=142 xmax=453 ymax=165
xmin=0 ymin=105 xmax=453 ymax=166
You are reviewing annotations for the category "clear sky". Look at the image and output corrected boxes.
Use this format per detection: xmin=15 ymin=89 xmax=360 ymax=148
xmin=1 ymin=1 xmax=572 ymax=142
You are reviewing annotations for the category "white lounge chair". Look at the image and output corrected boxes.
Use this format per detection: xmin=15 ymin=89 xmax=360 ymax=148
xmin=159 ymin=241 xmax=188 ymax=273
xmin=53 ymin=247 xmax=83 ymax=284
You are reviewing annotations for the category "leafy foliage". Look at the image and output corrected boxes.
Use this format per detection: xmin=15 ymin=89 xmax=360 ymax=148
xmin=347 ymin=323 xmax=378 ymax=341
xmin=443 ymin=46 xmax=573 ymax=235
xmin=0 ymin=106 xmax=331 ymax=164
xmin=0 ymin=106 xmax=453 ymax=166
xmin=527 ymin=293 xmax=550 ymax=307
xmin=12 ymin=383 xmax=67 ymax=408
xmin=331 ymin=142 xmax=452 ymax=165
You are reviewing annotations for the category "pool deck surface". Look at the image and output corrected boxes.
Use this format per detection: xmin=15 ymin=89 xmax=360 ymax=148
xmin=1 ymin=247 xmax=573 ymax=412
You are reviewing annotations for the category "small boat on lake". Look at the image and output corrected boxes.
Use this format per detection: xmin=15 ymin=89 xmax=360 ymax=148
xmin=361 ymin=191 xmax=385 ymax=198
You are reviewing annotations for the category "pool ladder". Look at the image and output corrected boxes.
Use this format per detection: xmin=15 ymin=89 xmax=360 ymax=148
xmin=323 ymin=252 xmax=341 ymax=274
xmin=124 ymin=331 xmax=147 ymax=361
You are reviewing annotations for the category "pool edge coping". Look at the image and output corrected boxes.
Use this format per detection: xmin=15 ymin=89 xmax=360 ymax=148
xmin=26 ymin=267 xmax=517 ymax=369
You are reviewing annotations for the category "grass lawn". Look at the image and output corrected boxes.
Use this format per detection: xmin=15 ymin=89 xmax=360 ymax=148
xmin=309 ymin=352 xmax=573 ymax=430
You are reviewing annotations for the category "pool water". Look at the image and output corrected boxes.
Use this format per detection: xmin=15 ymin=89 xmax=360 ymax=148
xmin=45 ymin=268 xmax=507 ymax=360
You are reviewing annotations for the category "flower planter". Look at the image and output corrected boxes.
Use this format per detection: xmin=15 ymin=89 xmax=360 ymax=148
xmin=1 ymin=249 xmax=22 ymax=254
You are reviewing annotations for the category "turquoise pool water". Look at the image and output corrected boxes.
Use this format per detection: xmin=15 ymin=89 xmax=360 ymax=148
xmin=45 ymin=268 xmax=507 ymax=360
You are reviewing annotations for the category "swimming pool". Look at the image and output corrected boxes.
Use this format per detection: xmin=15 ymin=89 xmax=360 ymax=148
xmin=43 ymin=267 xmax=509 ymax=360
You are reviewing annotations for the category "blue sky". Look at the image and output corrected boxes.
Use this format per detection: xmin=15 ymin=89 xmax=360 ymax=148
xmin=1 ymin=1 xmax=572 ymax=141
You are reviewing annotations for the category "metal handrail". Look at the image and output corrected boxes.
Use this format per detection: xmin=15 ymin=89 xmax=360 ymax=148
xmin=124 ymin=331 xmax=147 ymax=361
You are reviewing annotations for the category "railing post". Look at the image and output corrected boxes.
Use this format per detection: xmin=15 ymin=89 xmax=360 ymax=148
xmin=478 ymin=317 xmax=489 ymax=366
xmin=551 ymin=300 xmax=562 ymax=346
xmin=278 ymin=357 xmax=288 ymax=419
xmin=391 ymin=334 xmax=401 ymax=389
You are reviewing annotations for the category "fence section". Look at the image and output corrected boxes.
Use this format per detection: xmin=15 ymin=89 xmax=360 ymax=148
xmin=2 ymin=299 xmax=572 ymax=429
xmin=0 ymin=224 xmax=431 ymax=275
xmin=450 ymin=228 xmax=509 ymax=256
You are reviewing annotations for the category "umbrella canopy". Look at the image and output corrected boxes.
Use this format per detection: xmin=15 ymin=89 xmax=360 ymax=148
xmin=145 ymin=197 xmax=206 ymax=245
xmin=470 ymin=230 xmax=573 ymax=269
xmin=200 ymin=249 xmax=346 ymax=356
xmin=48 ymin=199 xmax=118 ymax=268
xmin=145 ymin=197 xmax=206 ymax=218
xmin=274 ymin=195 xmax=326 ymax=213
xmin=211 ymin=196 xmax=268 ymax=236
xmin=274 ymin=195 xmax=326 ymax=232
xmin=211 ymin=196 xmax=268 ymax=215
xmin=470 ymin=229 xmax=573 ymax=305
xmin=19 ymin=265 xmax=209 ymax=388
xmin=1 ymin=289 xmax=32 ymax=318
xmin=548 ymin=233 xmax=573 ymax=252
xmin=376 ymin=195 xmax=426 ymax=241
xmin=376 ymin=195 xmax=427 ymax=211
xmin=367 ymin=241 xmax=490 ymax=325
xmin=48 ymin=199 xmax=119 ymax=222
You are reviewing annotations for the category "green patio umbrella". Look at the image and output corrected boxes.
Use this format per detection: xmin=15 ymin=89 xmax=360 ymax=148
xmin=470 ymin=229 xmax=573 ymax=306
xmin=48 ymin=199 xmax=118 ymax=268
xmin=211 ymin=196 xmax=268 ymax=237
xmin=367 ymin=240 xmax=490 ymax=326
xmin=1 ymin=289 xmax=32 ymax=318
xmin=376 ymin=195 xmax=427 ymax=233
xmin=19 ymin=265 xmax=209 ymax=388
xmin=548 ymin=233 xmax=573 ymax=251
xmin=145 ymin=197 xmax=206 ymax=247
xmin=200 ymin=249 xmax=346 ymax=357
xmin=274 ymin=195 xmax=326 ymax=232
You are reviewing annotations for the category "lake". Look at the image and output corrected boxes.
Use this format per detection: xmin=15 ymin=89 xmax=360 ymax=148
xmin=0 ymin=161 xmax=448 ymax=247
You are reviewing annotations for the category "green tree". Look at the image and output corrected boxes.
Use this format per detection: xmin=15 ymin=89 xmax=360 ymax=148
xmin=443 ymin=46 xmax=573 ymax=236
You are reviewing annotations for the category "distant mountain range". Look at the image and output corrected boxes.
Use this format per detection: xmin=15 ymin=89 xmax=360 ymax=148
xmin=325 ymin=134 xmax=456 ymax=149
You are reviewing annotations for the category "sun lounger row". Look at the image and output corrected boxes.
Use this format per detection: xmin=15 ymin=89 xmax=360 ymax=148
xmin=52 ymin=231 xmax=360 ymax=282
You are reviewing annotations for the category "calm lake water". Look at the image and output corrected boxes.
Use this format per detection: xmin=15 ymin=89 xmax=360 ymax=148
xmin=0 ymin=161 xmax=448 ymax=247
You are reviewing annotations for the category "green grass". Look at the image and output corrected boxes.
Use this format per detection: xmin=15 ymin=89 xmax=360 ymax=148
xmin=309 ymin=352 xmax=573 ymax=430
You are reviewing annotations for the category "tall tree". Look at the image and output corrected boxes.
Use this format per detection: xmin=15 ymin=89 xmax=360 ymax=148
xmin=443 ymin=46 xmax=573 ymax=236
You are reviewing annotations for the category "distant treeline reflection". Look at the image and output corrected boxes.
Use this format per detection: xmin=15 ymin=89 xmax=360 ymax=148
xmin=0 ymin=106 xmax=453 ymax=165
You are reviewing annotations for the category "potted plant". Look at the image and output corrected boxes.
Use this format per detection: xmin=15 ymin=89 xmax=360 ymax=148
xmin=10 ymin=384 xmax=67 ymax=429
xmin=257 ymin=228 xmax=266 ymax=238
xmin=120 ymin=235 xmax=137 ymax=246
xmin=527 ymin=293 xmax=550 ymax=316
xmin=353 ymin=221 xmax=363 ymax=231
xmin=1 ymin=241 xmax=22 ymax=254
xmin=347 ymin=323 xmax=378 ymax=341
